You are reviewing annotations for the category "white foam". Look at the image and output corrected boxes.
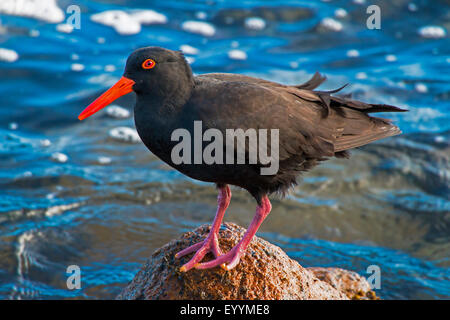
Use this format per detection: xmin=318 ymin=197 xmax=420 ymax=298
xmin=130 ymin=10 xmax=167 ymax=25
xmin=180 ymin=44 xmax=199 ymax=55
xmin=51 ymin=152 xmax=68 ymax=163
xmin=91 ymin=10 xmax=167 ymax=35
xmin=16 ymin=231 xmax=34 ymax=277
xmin=114 ymin=18 xmax=141 ymax=35
xmin=385 ymin=54 xmax=397 ymax=62
xmin=21 ymin=171 xmax=32 ymax=178
xmin=245 ymin=17 xmax=266 ymax=30
xmin=414 ymin=83 xmax=428 ymax=93
xmin=228 ymin=49 xmax=247 ymax=60
xmin=109 ymin=127 xmax=140 ymax=143
xmin=0 ymin=0 xmax=64 ymax=23
xmin=71 ymin=63 xmax=85 ymax=72
xmin=45 ymin=202 xmax=81 ymax=217
xmin=9 ymin=122 xmax=18 ymax=130
xmin=418 ymin=25 xmax=446 ymax=39
xmin=98 ymin=156 xmax=112 ymax=165
xmin=39 ymin=139 xmax=51 ymax=147
xmin=0 ymin=48 xmax=19 ymax=62
xmin=334 ymin=8 xmax=348 ymax=18
xmin=91 ymin=10 xmax=125 ymax=27
xmin=185 ymin=56 xmax=195 ymax=64
xmin=346 ymin=49 xmax=360 ymax=57
xmin=56 ymin=23 xmax=73 ymax=34
xmin=106 ymin=105 xmax=130 ymax=119
xmin=320 ymin=18 xmax=343 ymax=32
xmin=182 ymin=21 xmax=216 ymax=37
xmin=356 ymin=72 xmax=368 ymax=79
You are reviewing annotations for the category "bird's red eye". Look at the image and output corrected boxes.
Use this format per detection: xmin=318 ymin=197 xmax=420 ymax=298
xmin=142 ymin=59 xmax=156 ymax=69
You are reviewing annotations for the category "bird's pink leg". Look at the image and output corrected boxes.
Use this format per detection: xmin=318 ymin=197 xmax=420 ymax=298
xmin=176 ymin=185 xmax=231 ymax=272
xmin=195 ymin=195 xmax=272 ymax=271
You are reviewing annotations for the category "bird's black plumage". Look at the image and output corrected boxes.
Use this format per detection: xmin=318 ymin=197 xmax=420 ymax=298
xmin=130 ymin=47 xmax=406 ymax=202
xmin=80 ymin=46 xmax=407 ymax=271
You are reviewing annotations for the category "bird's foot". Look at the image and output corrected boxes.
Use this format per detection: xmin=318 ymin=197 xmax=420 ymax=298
xmin=175 ymin=232 xmax=224 ymax=272
xmin=194 ymin=244 xmax=244 ymax=271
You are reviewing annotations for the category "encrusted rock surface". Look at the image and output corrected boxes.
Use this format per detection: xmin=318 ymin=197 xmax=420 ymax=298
xmin=308 ymin=267 xmax=378 ymax=300
xmin=117 ymin=223 xmax=377 ymax=300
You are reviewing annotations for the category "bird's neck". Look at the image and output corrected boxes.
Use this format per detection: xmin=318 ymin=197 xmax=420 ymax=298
xmin=134 ymin=88 xmax=190 ymax=154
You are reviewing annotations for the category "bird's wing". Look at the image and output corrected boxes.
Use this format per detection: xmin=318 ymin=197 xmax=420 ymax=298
xmin=197 ymin=71 xmax=326 ymax=91
xmin=189 ymin=79 xmax=335 ymax=162
xmin=189 ymin=76 xmax=406 ymax=162
xmin=283 ymin=85 xmax=406 ymax=152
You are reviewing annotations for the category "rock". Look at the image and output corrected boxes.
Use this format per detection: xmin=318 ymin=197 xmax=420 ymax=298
xmin=117 ymin=223 xmax=377 ymax=300
xmin=308 ymin=267 xmax=378 ymax=300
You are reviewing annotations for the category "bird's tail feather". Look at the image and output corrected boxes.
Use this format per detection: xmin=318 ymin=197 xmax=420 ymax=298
xmin=334 ymin=120 xmax=401 ymax=152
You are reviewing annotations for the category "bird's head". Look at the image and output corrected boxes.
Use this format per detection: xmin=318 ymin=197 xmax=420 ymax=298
xmin=78 ymin=46 xmax=193 ymax=120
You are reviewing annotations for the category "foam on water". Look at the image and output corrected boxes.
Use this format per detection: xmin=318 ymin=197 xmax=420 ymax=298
xmin=16 ymin=231 xmax=34 ymax=277
xmin=228 ymin=49 xmax=247 ymax=60
xmin=91 ymin=10 xmax=167 ymax=35
xmin=355 ymin=72 xmax=368 ymax=79
xmin=385 ymin=54 xmax=397 ymax=62
xmin=320 ymin=18 xmax=343 ymax=32
xmin=0 ymin=0 xmax=64 ymax=23
xmin=106 ymin=105 xmax=130 ymax=119
xmin=244 ymin=17 xmax=266 ymax=30
xmin=346 ymin=49 xmax=360 ymax=58
xmin=182 ymin=21 xmax=216 ymax=37
xmin=70 ymin=63 xmax=85 ymax=72
xmin=185 ymin=56 xmax=195 ymax=64
xmin=334 ymin=8 xmax=348 ymax=18
xmin=51 ymin=152 xmax=68 ymax=163
xmin=131 ymin=10 xmax=167 ymax=25
xmin=180 ymin=45 xmax=199 ymax=55
xmin=56 ymin=24 xmax=74 ymax=34
xmin=109 ymin=127 xmax=141 ymax=143
xmin=415 ymin=83 xmax=428 ymax=93
xmin=98 ymin=156 xmax=112 ymax=165
xmin=418 ymin=25 xmax=446 ymax=39
xmin=39 ymin=139 xmax=51 ymax=147
xmin=91 ymin=10 xmax=140 ymax=35
xmin=0 ymin=48 xmax=19 ymax=62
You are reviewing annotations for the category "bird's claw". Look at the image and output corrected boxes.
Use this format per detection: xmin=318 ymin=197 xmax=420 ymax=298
xmin=176 ymin=235 xmax=245 ymax=272
xmin=176 ymin=234 xmax=223 ymax=272
xmin=191 ymin=245 xmax=243 ymax=271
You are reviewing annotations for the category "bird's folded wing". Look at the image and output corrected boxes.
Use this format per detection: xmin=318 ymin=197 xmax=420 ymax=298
xmin=191 ymin=75 xmax=406 ymax=164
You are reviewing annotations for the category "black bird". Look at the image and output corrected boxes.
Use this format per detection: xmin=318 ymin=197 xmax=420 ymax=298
xmin=78 ymin=47 xmax=406 ymax=271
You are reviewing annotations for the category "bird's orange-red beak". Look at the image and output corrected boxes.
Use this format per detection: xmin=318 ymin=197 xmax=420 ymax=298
xmin=78 ymin=76 xmax=135 ymax=120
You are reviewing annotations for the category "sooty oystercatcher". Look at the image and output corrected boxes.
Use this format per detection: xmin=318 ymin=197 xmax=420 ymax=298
xmin=78 ymin=47 xmax=406 ymax=271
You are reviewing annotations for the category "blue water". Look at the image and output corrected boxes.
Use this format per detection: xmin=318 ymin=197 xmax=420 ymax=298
xmin=0 ymin=0 xmax=449 ymax=299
